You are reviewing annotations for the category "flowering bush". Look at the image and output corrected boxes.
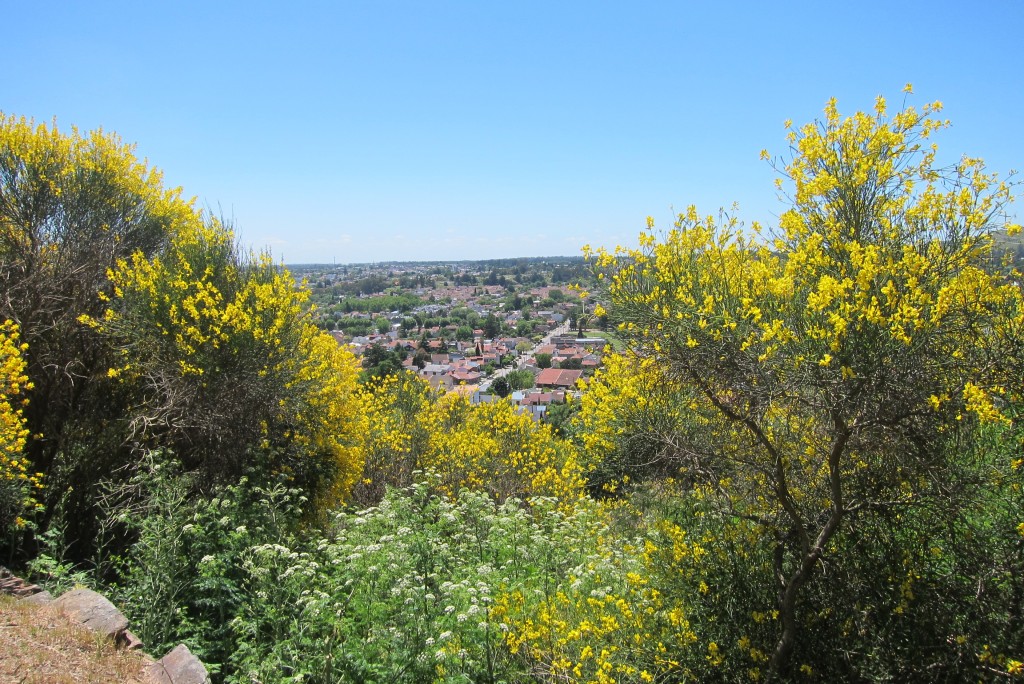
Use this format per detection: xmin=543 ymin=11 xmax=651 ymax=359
xmin=0 ymin=321 xmax=41 ymax=533
xmin=228 ymin=485 xmax=614 ymax=682
xmin=86 ymin=218 xmax=366 ymax=510
xmin=585 ymin=91 xmax=1024 ymax=678
xmin=1 ymin=113 xmax=198 ymax=557
xmin=356 ymin=374 xmax=585 ymax=506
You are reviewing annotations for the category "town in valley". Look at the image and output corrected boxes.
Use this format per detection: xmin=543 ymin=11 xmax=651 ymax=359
xmin=291 ymin=256 xmax=614 ymax=425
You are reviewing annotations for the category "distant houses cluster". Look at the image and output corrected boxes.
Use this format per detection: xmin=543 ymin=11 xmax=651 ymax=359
xmin=344 ymin=330 xmax=607 ymax=420
xmin=307 ymin=264 xmax=609 ymax=420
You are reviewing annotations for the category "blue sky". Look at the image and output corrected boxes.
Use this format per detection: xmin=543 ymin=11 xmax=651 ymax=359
xmin=5 ymin=2 xmax=1022 ymax=263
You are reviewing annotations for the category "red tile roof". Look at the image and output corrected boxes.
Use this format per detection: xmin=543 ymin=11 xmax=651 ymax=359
xmin=535 ymin=368 xmax=583 ymax=388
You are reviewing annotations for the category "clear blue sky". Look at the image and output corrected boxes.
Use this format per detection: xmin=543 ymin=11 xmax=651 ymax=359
xmin=5 ymin=1 xmax=1022 ymax=264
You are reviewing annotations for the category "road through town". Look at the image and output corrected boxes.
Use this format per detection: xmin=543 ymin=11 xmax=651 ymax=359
xmin=480 ymin=321 xmax=571 ymax=391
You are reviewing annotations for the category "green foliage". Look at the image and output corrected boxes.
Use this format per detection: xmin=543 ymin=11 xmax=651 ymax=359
xmin=542 ymin=399 xmax=578 ymax=439
xmin=604 ymin=443 xmax=1024 ymax=682
xmin=482 ymin=313 xmax=502 ymax=340
xmin=226 ymin=484 xmax=693 ymax=684
xmin=333 ymin=316 xmax=375 ymax=336
xmin=505 ymin=369 xmax=534 ymax=391
xmin=399 ymin=317 xmax=418 ymax=336
xmin=534 ymin=353 xmax=551 ymax=369
xmin=359 ymin=342 xmax=407 ymax=383
xmin=490 ymin=377 xmax=511 ymax=398
xmin=230 ymin=485 xmax=532 ymax=683
xmin=335 ymin=293 xmax=421 ymax=313
xmin=101 ymin=472 xmax=633 ymax=683
xmin=104 ymin=454 xmax=304 ymax=673
xmin=515 ymin=320 xmax=535 ymax=337
xmin=25 ymin=499 xmax=94 ymax=594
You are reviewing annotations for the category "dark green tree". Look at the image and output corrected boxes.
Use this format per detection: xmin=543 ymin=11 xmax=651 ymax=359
xmin=491 ymin=377 xmax=511 ymax=398
xmin=483 ymin=314 xmax=501 ymax=340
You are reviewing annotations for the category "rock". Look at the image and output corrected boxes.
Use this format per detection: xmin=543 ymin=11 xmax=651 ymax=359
xmin=118 ymin=628 xmax=145 ymax=650
xmin=0 ymin=567 xmax=45 ymax=598
xmin=19 ymin=589 xmax=53 ymax=605
xmin=147 ymin=644 xmax=211 ymax=684
xmin=144 ymin=656 xmax=174 ymax=684
xmin=53 ymin=587 xmax=129 ymax=640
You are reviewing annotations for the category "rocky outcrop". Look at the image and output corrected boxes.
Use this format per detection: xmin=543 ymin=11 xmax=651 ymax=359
xmin=1 ymin=566 xmax=211 ymax=683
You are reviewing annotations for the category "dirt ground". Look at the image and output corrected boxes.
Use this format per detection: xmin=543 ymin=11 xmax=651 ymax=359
xmin=0 ymin=595 xmax=152 ymax=684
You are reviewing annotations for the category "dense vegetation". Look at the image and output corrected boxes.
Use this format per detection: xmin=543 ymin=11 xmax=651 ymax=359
xmin=2 ymin=92 xmax=1023 ymax=683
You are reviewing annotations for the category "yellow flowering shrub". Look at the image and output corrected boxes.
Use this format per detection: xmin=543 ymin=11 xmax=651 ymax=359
xmin=1 ymin=113 xmax=200 ymax=501
xmin=577 ymin=353 xmax=661 ymax=465
xmin=588 ymin=93 xmax=1023 ymax=677
xmin=0 ymin=321 xmax=42 ymax=530
xmin=420 ymin=390 xmax=585 ymax=503
xmin=576 ymin=351 xmax=717 ymax=493
xmin=88 ymin=218 xmax=366 ymax=510
xmin=350 ymin=371 xmax=435 ymax=505
xmin=355 ymin=373 xmax=585 ymax=504
xmin=491 ymin=497 xmax=701 ymax=684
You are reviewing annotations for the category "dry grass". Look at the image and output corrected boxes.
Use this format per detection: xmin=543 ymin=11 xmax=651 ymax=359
xmin=0 ymin=594 xmax=151 ymax=684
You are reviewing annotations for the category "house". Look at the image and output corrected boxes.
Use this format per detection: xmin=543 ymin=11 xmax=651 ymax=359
xmin=419 ymin=363 xmax=451 ymax=378
xmin=451 ymin=370 xmax=482 ymax=385
xmin=552 ymin=336 xmax=607 ymax=348
xmin=519 ymin=391 xmax=566 ymax=406
xmin=428 ymin=374 xmax=454 ymax=391
xmin=535 ymin=368 xmax=583 ymax=390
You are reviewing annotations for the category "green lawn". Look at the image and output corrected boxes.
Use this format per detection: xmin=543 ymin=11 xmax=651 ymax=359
xmin=579 ymin=330 xmax=625 ymax=353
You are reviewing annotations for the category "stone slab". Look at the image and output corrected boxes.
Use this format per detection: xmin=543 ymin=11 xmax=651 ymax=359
xmin=53 ymin=587 xmax=129 ymax=640
xmin=150 ymin=643 xmax=211 ymax=684
xmin=19 ymin=589 xmax=53 ymax=605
